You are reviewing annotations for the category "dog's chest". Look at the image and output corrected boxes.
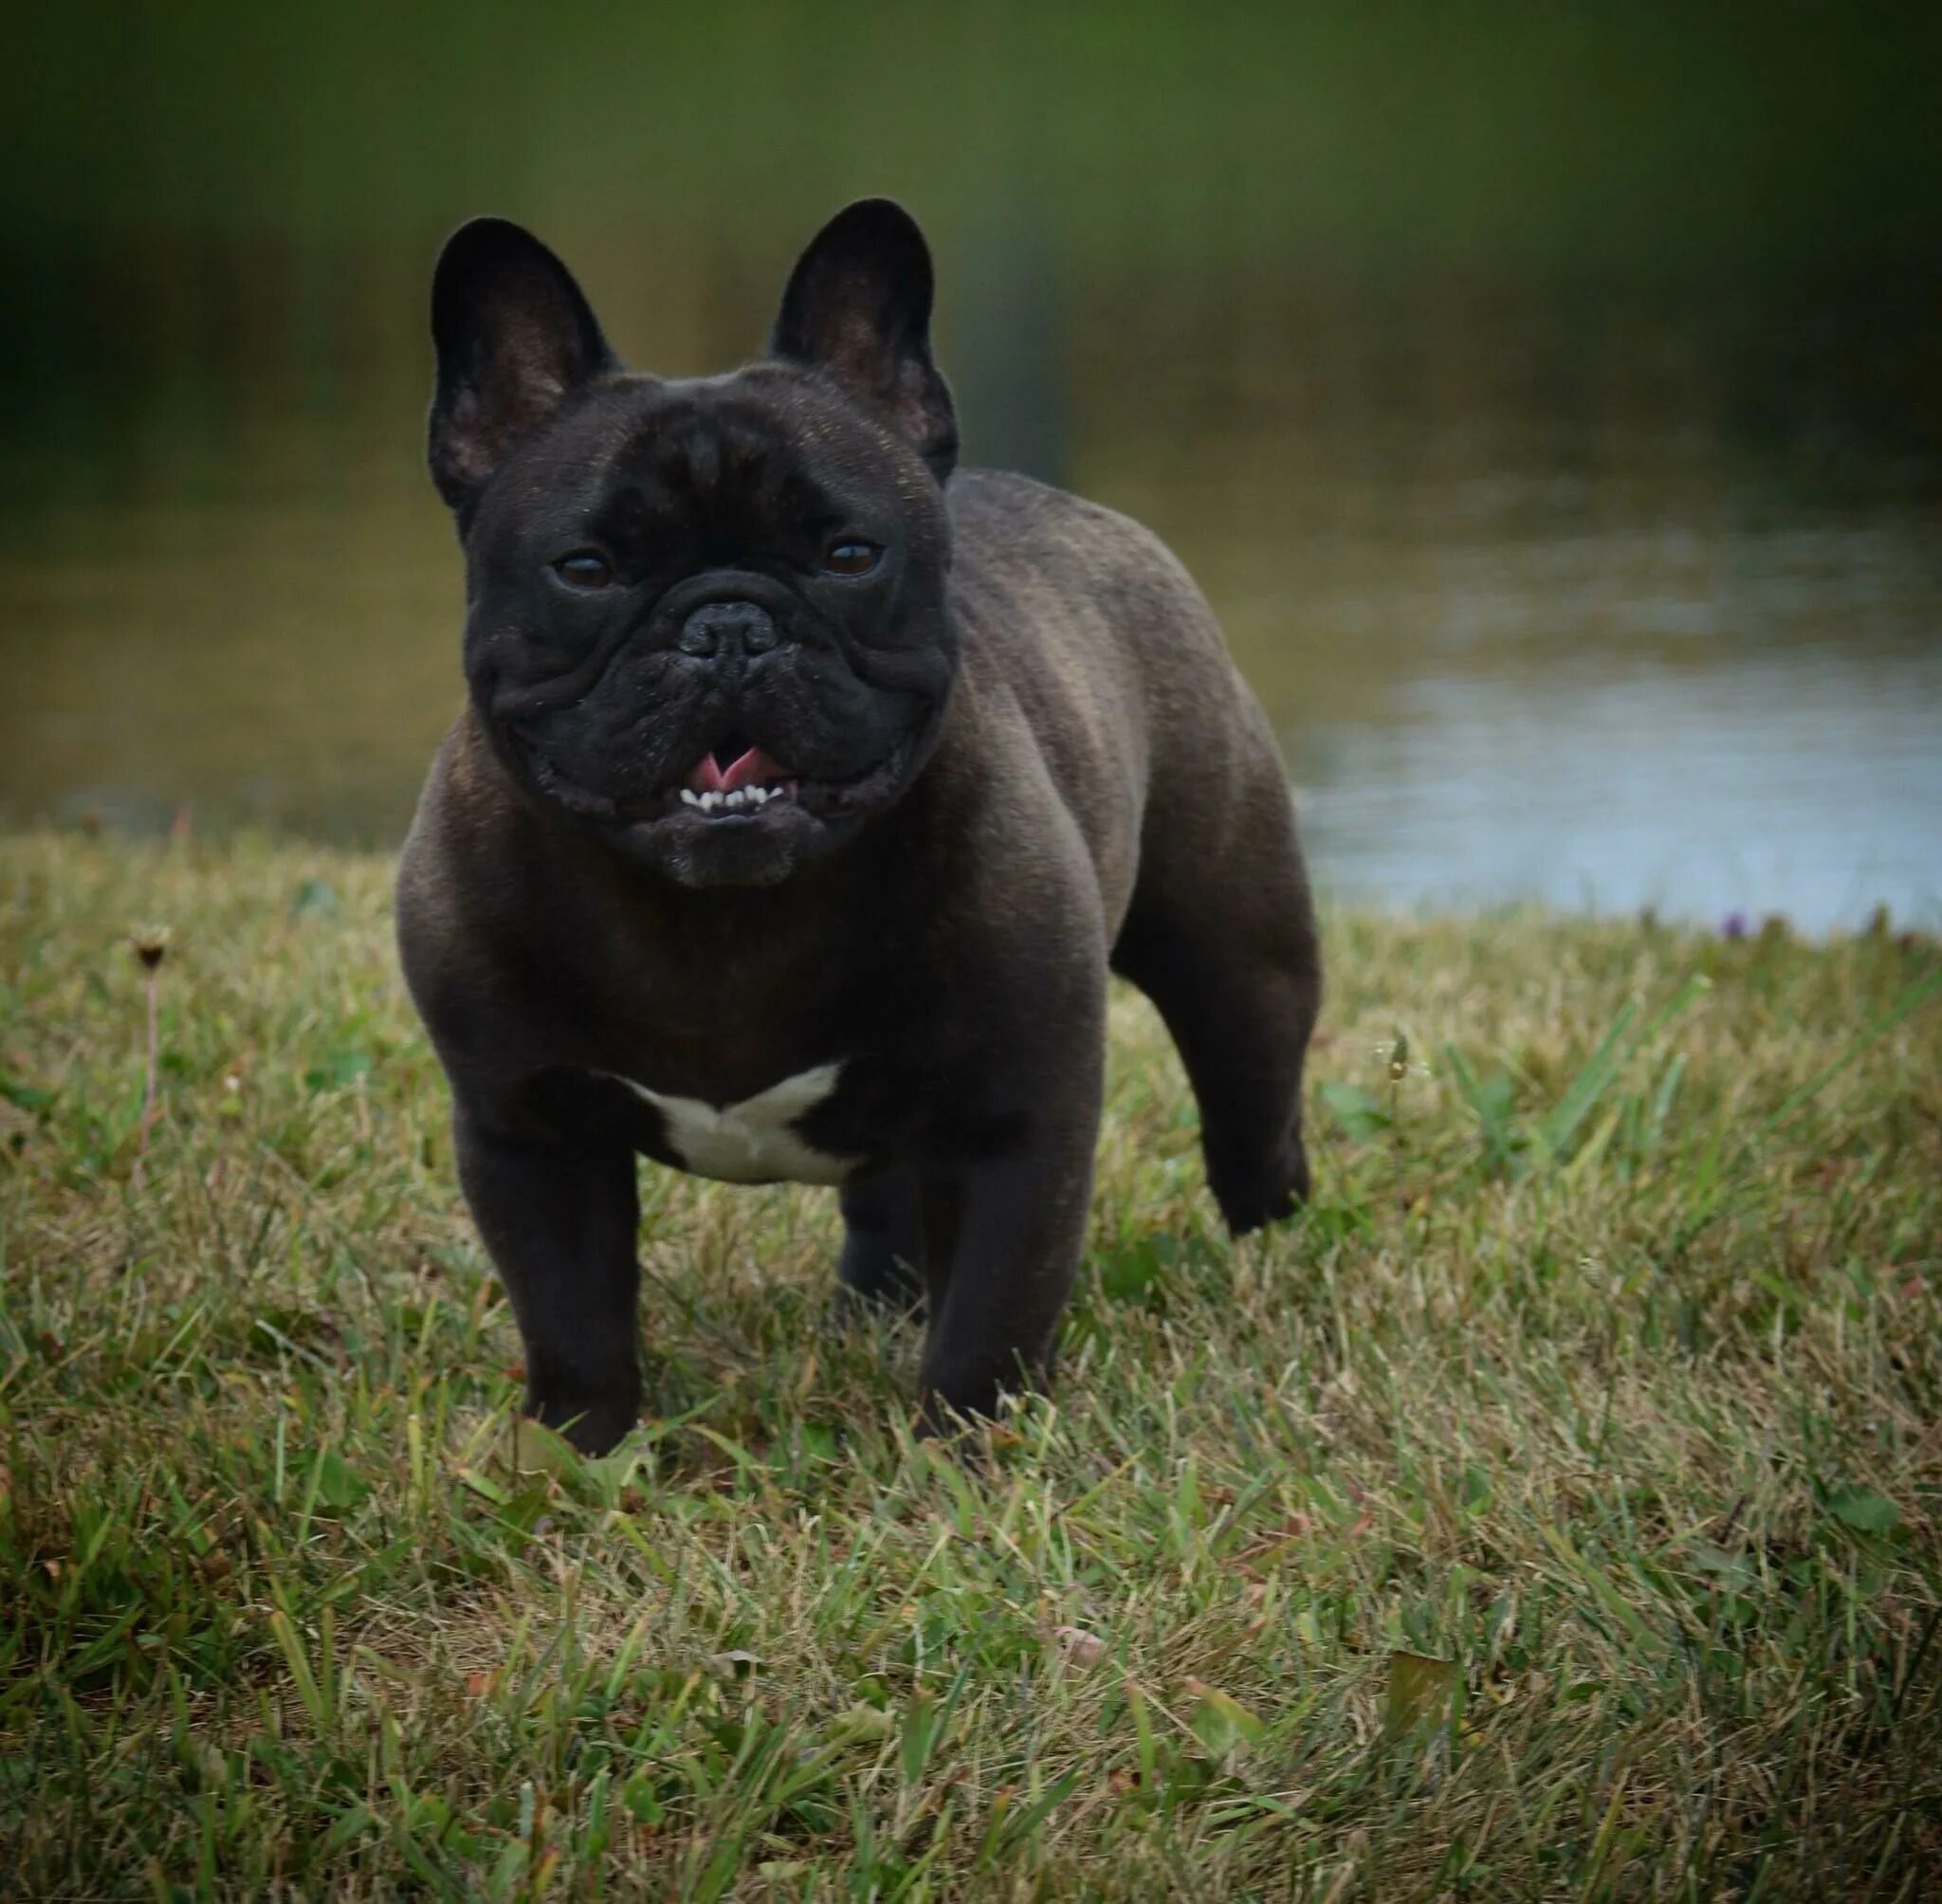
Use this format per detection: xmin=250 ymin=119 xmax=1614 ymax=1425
xmin=609 ymin=1062 xmax=856 ymax=1184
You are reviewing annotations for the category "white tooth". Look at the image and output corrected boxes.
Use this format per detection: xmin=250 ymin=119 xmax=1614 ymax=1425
xmin=750 ymin=787 xmax=770 ymax=805
xmin=701 ymin=791 xmax=723 ymax=812
xmin=680 ymin=789 xmax=700 ymax=806
xmin=731 ymin=788 xmax=751 ymax=809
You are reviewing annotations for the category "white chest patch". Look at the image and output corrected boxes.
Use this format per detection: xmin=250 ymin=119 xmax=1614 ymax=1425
xmin=612 ymin=1061 xmax=856 ymax=1185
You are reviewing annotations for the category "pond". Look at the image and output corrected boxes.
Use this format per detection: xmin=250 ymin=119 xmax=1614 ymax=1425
xmin=5 ymin=6 xmax=1938 ymax=931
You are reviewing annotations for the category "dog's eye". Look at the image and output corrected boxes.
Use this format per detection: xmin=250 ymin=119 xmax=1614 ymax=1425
xmin=824 ymin=540 xmax=882 ymax=577
xmin=553 ymin=550 xmax=614 ymax=589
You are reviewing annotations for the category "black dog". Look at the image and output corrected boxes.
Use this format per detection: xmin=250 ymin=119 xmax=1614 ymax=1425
xmin=397 ymin=200 xmax=1321 ymax=1452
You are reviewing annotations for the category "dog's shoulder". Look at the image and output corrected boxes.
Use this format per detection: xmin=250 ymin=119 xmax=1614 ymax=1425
xmin=946 ymin=467 xmax=1225 ymax=660
xmin=948 ymin=467 xmax=1183 ymax=579
xmin=394 ymin=716 xmax=556 ymax=1027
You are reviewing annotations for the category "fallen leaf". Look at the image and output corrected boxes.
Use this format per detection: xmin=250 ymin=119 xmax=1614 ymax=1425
xmin=829 ymin=1703 xmax=894 ymax=1743
xmin=1183 ymin=1678 xmax=1265 ymax=1751
xmin=1384 ymin=1652 xmax=1458 ymax=1735
xmin=510 ymin=1419 xmax=581 ymax=1479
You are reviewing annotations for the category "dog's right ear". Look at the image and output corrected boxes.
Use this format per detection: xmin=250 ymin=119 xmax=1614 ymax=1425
xmin=429 ymin=219 xmax=616 ymax=526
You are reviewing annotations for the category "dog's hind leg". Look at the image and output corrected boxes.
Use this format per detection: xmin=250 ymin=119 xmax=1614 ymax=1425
xmin=835 ymin=1169 xmax=929 ymax=1315
xmin=1111 ymin=769 xmax=1321 ymax=1235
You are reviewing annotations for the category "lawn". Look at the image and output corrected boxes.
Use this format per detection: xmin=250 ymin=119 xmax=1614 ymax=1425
xmin=2 ymin=833 xmax=1939 ymax=1898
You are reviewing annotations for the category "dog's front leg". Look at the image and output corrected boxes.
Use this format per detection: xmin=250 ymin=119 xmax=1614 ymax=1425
xmin=916 ymin=1088 xmax=1102 ymax=1431
xmin=453 ymin=1098 xmax=642 ymax=1454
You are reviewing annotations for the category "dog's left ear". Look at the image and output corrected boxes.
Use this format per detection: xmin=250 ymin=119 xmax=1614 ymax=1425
xmin=771 ymin=198 xmax=958 ymax=482
xmin=429 ymin=218 xmax=617 ymax=527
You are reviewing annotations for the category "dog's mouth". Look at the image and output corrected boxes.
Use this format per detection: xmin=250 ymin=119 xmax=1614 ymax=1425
xmin=514 ymin=726 xmax=908 ymax=832
xmin=676 ymin=735 xmax=798 ymax=816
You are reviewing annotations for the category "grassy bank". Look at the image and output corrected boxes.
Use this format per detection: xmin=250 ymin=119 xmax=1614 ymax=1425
xmin=2 ymin=833 xmax=1939 ymax=1898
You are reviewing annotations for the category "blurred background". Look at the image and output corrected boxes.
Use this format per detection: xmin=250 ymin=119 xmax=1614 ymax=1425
xmin=3 ymin=2 xmax=1938 ymax=930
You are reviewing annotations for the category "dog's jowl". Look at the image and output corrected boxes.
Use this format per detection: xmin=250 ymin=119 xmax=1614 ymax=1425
xmin=397 ymin=199 xmax=1322 ymax=1451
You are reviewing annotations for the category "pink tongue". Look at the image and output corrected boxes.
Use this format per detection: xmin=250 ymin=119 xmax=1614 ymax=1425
xmin=685 ymin=745 xmax=788 ymax=794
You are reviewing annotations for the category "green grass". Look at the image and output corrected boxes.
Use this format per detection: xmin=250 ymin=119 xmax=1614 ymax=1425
xmin=2 ymin=833 xmax=1939 ymax=1899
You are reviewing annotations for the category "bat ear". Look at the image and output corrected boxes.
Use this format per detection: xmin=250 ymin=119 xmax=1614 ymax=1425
xmin=428 ymin=218 xmax=616 ymax=525
xmin=771 ymin=198 xmax=957 ymax=481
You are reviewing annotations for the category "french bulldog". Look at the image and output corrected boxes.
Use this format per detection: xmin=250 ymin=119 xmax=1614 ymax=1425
xmin=396 ymin=199 xmax=1321 ymax=1454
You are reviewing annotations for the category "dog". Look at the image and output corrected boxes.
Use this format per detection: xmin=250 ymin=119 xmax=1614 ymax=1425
xmin=396 ymin=199 xmax=1321 ymax=1453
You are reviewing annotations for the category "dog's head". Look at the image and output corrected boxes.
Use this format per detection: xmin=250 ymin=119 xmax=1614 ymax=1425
xmin=427 ymin=200 xmax=959 ymax=888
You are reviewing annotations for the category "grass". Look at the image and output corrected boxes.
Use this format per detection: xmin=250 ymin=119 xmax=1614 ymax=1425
xmin=2 ymin=833 xmax=1939 ymax=1900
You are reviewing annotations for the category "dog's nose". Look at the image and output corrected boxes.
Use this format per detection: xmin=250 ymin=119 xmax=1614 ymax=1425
xmin=677 ymin=599 xmax=779 ymax=661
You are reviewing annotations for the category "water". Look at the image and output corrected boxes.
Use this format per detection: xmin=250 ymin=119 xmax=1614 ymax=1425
xmin=5 ymin=5 xmax=1939 ymax=931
